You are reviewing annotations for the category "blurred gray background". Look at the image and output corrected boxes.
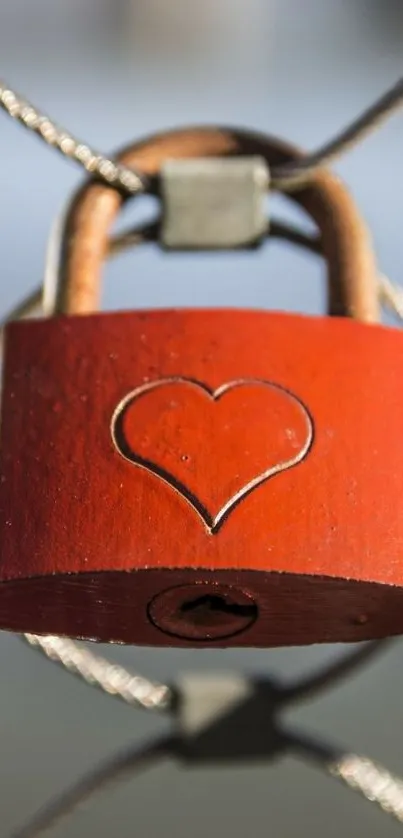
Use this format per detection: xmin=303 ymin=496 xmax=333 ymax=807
xmin=0 ymin=1 xmax=403 ymax=835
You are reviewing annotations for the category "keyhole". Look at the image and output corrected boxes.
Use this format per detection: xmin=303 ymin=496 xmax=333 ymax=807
xmin=148 ymin=583 xmax=258 ymax=641
xmin=180 ymin=593 xmax=257 ymax=623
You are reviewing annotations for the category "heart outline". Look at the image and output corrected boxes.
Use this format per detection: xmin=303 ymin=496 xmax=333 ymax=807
xmin=111 ymin=377 xmax=314 ymax=534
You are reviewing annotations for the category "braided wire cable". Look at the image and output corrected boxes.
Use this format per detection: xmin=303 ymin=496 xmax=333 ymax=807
xmin=1 ymin=78 xmax=403 ymax=195
xmin=0 ymin=244 xmax=172 ymax=714
xmin=0 ymin=78 xmax=403 ymax=195
xmin=1 ymin=76 xmax=403 ymax=321
xmin=8 ymin=736 xmax=177 ymax=838
xmin=9 ymin=657 xmax=403 ymax=838
xmin=0 ymin=82 xmax=146 ymax=195
xmin=290 ymin=729 xmax=403 ymax=827
xmin=23 ymin=634 xmax=173 ymax=712
xmin=1 ymin=78 xmax=403 ymax=830
xmin=330 ymin=755 xmax=403 ymax=822
xmin=272 ymin=77 xmax=403 ymax=190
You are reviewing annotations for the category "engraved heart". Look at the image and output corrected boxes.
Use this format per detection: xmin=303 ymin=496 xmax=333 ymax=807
xmin=111 ymin=378 xmax=313 ymax=533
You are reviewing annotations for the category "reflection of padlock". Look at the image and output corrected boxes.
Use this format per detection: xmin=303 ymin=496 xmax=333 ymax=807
xmin=2 ymin=125 xmax=403 ymax=650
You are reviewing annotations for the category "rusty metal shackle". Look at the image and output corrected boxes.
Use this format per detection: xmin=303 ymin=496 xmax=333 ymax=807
xmin=46 ymin=126 xmax=379 ymax=322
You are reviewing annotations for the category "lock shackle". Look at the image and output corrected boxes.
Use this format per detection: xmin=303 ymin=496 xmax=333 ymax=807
xmin=49 ymin=126 xmax=379 ymax=322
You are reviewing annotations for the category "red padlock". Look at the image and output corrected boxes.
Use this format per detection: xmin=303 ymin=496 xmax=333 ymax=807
xmin=1 ymin=127 xmax=402 ymax=648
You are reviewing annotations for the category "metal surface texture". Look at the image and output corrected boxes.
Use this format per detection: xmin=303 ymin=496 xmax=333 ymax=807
xmin=46 ymin=126 xmax=379 ymax=320
xmin=11 ymin=644 xmax=403 ymax=838
xmin=160 ymin=156 xmax=269 ymax=248
xmin=1 ymin=126 xmax=399 ymax=648
xmin=1 ymin=63 xmax=403 ymax=836
xmin=4 ymin=309 xmax=403 ymax=644
xmin=1 ymin=76 xmax=403 ymax=194
xmin=0 ymin=82 xmax=146 ymax=194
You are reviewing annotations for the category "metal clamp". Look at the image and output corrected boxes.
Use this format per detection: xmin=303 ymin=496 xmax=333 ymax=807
xmin=12 ymin=645 xmax=403 ymax=838
xmin=160 ymin=156 xmax=270 ymax=250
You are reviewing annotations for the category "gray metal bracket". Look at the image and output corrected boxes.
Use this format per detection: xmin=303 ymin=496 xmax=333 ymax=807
xmin=160 ymin=156 xmax=269 ymax=249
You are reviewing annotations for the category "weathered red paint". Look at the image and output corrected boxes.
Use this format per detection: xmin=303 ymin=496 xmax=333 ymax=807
xmin=1 ymin=308 xmax=403 ymax=646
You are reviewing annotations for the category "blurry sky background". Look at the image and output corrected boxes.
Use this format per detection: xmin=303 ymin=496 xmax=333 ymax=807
xmin=0 ymin=1 xmax=403 ymax=836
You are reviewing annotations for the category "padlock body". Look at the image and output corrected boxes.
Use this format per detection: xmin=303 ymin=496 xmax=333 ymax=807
xmin=1 ymin=308 xmax=403 ymax=646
